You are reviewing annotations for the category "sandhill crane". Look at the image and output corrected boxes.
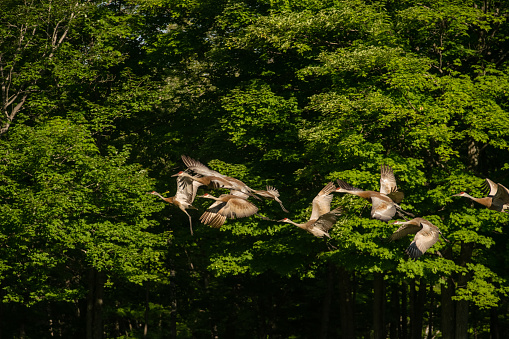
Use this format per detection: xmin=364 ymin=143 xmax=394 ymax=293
xmin=230 ymin=185 xmax=289 ymax=213
xmin=198 ymin=193 xmax=259 ymax=228
xmin=171 ymin=170 xmax=232 ymax=190
xmin=335 ymin=164 xmax=411 ymax=222
xmin=379 ymin=164 xmax=404 ymax=203
xmin=148 ymin=175 xmax=201 ymax=235
xmin=278 ymin=182 xmax=341 ymax=238
xmin=388 ymin=218 xmax=447 ymax=258
xmin=254 ymin=186 xmax=289 ymax=212
xmin=453 ymin=178 xmax=509 ymax=213
xmin=181 ymin=155 xmax=260 ymax=199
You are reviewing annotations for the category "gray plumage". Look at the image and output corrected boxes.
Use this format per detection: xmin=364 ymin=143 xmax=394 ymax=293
xmin=279 ymin=182 xmax=341 ymax=238
xmin=389 ymin=218 xmax=443 ymax=258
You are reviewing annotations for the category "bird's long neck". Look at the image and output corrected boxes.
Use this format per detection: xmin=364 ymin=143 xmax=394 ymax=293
xmin=285 ymin=219 xmax=305 ymax=228
xmin=340 ymin=189 xmax=372 ymax=200
xmin=202 ymin=195 xmax=221 ymax=201
xmin=154 ymin=192 xmax=173 ymax=203
xmin=152 ymin=192 xmax=165 ymax=199
xmin=465 ymin=194 xmax=492 ymax=208
xmin=184 ymin=172 xmax=208 ymax=185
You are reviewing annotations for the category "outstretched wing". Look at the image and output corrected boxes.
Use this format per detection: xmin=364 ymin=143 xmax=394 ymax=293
xmin=181 ymin=155 xmax=225 ymax=178
xmin=336 ymin=179 xmax=364 ymax=193
xmin=175 ymin=175 xmax=200 ymax=205
xmin=254 ymin=186 xmax=289 ymax=212
xmin=387 ymin=191 xmax=404 ymax=204
xmin=481 ymin=178 xmax=499 ymax=197
xmin=313 ymin=207 xmax=342 ymax=232
xmin=199 ymin=211 xmax=227 ymax=228
xmin=380 ymin=165 xmax=398 ymax=195
xmin=494 ymin=183 xmax=509 ymax=205
xmin=310 ymin=182 xmax=335 ymax=220
xmin=219 ymin=197 xmax=259 ymax=219
xmin=380 ymin=164 xmax=404 ymax=203
xmin=389 ymin=223 xmax=422 ymax=242
xmin=406 ymin=225 xmax=440 ymax=258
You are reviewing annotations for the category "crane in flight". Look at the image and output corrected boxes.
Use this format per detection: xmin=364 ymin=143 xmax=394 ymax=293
xmin=453 ymin=178 xmax=509 ymax=213
xmin=148 ymin=174 xmax=201 ymax=235
xmin=335 ymin=164 xmax=411 ymax=222
xmin=388 ymin=217 xmax=448 ymax=258
xmin=181 ymin=155 xmax=260 ymax=200
xmin=278 ymin=182 xmax=341 ymax=238
xmin=198 ymin=193 xmax=259 ymax=228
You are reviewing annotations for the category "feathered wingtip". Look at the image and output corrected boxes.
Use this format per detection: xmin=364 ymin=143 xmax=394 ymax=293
xmin=480 ymin=179 xmax=491 ymax=196
xmin=380 ymin=164 xmax=394 ymax=176
xmin=181 ymin=154 xmax=194 ymax=166
xmin=405 ymin=243 xmax=424 ymax=259
xmin=479 ymin=178 xmax=501 ymax=197
xmin=199 ymin=212 xmax=226 ymax=228
xmin=321 ymin=181 xmax=337 ymax=195
xmin=329 ymin=206 xmax=343 ymax=216
xmin=181 ymin=155 xmax=206 ymax=170
xmin=381 ymin=236 xmax=393 ymax=243
xmin=335 ymin=179 xmax=356 ymax=191
xmin=388 ymin=191 xmax=405 ymax=204
xmin=265 ymin=185 xmax=279 ymax=196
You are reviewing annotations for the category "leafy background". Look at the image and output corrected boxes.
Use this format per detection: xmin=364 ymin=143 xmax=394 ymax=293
xmin=1 ymin=0 xmax=509 ymax=338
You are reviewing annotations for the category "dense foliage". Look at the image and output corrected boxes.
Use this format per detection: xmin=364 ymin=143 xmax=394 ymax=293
xmin=1 ymin=0 xmax=509 ymax=338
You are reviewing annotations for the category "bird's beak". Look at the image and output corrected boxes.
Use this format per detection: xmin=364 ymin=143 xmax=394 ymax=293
xmin=170 ymin=173 xmax=179 ymax=177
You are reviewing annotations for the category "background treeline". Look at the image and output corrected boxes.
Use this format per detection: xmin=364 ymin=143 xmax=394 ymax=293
xmin=1 ymin=0 xmax=509 ymax=338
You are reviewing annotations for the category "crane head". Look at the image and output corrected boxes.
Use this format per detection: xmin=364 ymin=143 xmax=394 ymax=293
xmin=171 ymin=171 xmax=185 ymax=177
xmin=391 ymin=220 xmax=406 ymax=225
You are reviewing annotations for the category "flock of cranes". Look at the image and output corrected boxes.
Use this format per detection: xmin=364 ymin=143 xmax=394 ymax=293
xmin=149 ymin=155 xmax=509 ymax=259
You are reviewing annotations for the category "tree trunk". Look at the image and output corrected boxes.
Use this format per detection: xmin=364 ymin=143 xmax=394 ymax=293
xmin=389 ymin=283 xmax=399 ymax=339
xmin=410 ymin=278 xmax=425 ymax=339
xmin=169 ymin=265 xmax=177 ymax=339
xmin=455 ymin=242 xmax=474 ymax=339
xmin=455 ymin=299 xmax=469 ymax=339
xmin=426 ymin=283 xmax=434 ymax=339
xmin=86 ymin=268 xmax=104 ymax=339
xmin=144 ymin=282 xmax=150 ymax=338
xmin=490 ymin=307 xmax=499 ymax=339
xmin=401 ymin=282 xmax=408 ymax=339
xmin=441 ymin=277 xmax=455 ymax=339
xmin=319 ymin=262 xmax=334 ymax=339
xmin=338 ymin=267 xmax=355 ymax=339
xmin=373 ymin=272 xmax=385 ymax=339
xmin=0 ymin=287 xmax=3 ymax=339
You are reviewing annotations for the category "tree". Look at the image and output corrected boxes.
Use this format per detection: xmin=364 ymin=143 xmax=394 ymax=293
xmin=0 ymin=118 xmax=168 ymax=337
xmin=0 ymin=0 xmax=160 ymax=137
xmin=0 ymin=0 xmax=87 ymax=134
xmin=1 ymin=0 xmax=509 ymax=337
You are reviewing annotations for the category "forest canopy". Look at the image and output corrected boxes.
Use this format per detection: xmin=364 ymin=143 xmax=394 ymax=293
xmin=1 ymin=0 xmax=509 ymax=338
